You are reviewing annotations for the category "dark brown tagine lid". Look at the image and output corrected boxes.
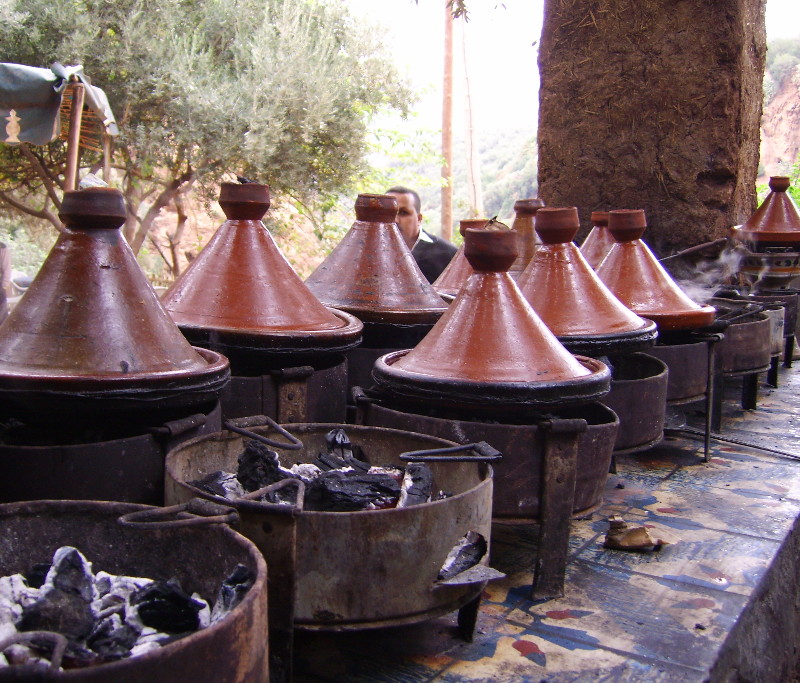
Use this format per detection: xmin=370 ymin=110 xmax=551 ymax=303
xmin=432 ymin=218 xmax=489 ymax=298
xmin=305 ymin=194 xmax=447 ymax=324
xmin=732 ymin=176 xmax=800 ymax=247
xmin=516 ymin=207 xmax=656 ymax=356
xmin=161 ymin=182 xmax=362 ymax=356
xmin=580 ymin=210 xmax=616 ymax=268
xmin=0 ymin=187 xmax=229 ymax=418
xmin=596 ymin=209 xmax=716 ymax=331
xmin=508 ymin=197 xmax=546 ymax=278
xmin=372 ymin=222 xmax=610 ymax=410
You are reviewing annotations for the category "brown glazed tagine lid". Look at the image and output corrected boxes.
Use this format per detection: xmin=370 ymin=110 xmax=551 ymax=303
xmin=305 ymin=194 xmax=447 ymax=324
xmin=0 ymin=187 xmax=230 ymax=419
xmin=161 ymin=182 xmax=362 ymax=358
xmin=516 ymin=207 xmax=657 ymax=356
xmin=731 ymin=176 xmax=800 ymax=248
xmin=508 ymin=197 xmax=546 ymax=278
xmin=372 ymin=222 xmax=610 ymax=410
xmin=595 ymin=209 xmax=716 ymax=331
xmin=432 ymin=218 xmax=488 ymax=298
xmin=580 ymin=210 xmax=615 ymax=268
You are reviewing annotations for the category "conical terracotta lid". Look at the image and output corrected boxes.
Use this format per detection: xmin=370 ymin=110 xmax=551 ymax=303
xmin=516 ymin=207 xmax=656 ymax=355
xmin=0 ymin=187 xmax=229 ymax=414
xmin=580 ymin=210 xmax=616 ymax=268
xmin=162 ymin=182 xmax=362 ymax=355
xmin=432 ymin=218 xmax=488 ymax=297
xmin=596 ymin=210 xmax=716 ymax=331
xmin=732 ymin=176 xmax=800 ymax=247
xmin=508 ymin=197 xmax=546 ymax=278
xmin=373 ymin=224 xmax=610 ymax=410
xmin=305 ymin=194 xmax=447 ymax=324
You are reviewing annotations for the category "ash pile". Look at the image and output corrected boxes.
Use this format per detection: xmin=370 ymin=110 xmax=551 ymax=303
xmin=0 ymin=546 xmax=252 ymax=671
xmin=192 ymin=428 xmax=448 ymax=511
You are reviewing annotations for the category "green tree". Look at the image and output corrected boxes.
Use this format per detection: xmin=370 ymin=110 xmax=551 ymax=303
xmin=0 ymin=0 xmax=411 ymax=274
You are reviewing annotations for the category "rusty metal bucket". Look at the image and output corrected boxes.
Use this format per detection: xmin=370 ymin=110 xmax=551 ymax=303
xmin=601 ymin=353 xmax=668 ymax=453
xmin=0 ymin=499 xmax=268 ymax=682
xmin=165 ymin=422 xmax=495 ymax=681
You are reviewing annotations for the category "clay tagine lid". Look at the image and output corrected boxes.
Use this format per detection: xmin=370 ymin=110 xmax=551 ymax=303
xmin=0 ymin=187 xmax=230 ymax=417
xmin=516 ymin=207 xmax=657 ymax=356
xmin=595 ymin=209 xmax=716 ymax=331
xmin=580 ymin=210 xmax=616 ymax=268
xmin=433 ymin=218 xmax=489 ymax=298
xmin=305 ymin=194 xmax=448 ymax=324
xmin=508 ymin=197 xmax=546 ymax=278
xmin=162 ymin=182 xmax=362 ymax=357
xmin=372 ymin=222 xmax=610 ymax=410
xmin=732 ymin=176 xmax=800 ymax=248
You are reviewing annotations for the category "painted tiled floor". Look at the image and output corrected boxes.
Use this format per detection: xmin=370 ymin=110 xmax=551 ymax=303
xmin=293 ymin=365 xmax=800 ymax=682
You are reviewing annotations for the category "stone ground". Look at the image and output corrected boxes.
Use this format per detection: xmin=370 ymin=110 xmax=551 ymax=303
xmin=292 ymin=363 xmax=800 ymax=682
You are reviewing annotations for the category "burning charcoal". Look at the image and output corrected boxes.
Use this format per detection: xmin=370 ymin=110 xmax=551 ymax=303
xmin=237 ymin=440 xmax=291 ymax=492
xmin=87 ymin=613 xmax=140 ymax=660
xmin=305 ymin=470 xmax=401 ymax=511
xmin=397 ymin=463 xmax=434 ymax=508
xmin=43 ymin=547 xmax=95 ymax=603
xmin=129 ymin=579 xmax=205 ymax=634
xmin=24 ymin=564 xmax=51 ymax=590
xmin=92 ymin=572 xmax=152 ymax=619
xmin=437 ymin=531 xmax=488 ymax=581
xmin=210 ymin=565 xmax=254 ymax=624
xmin=190 ymin=470 xmax=244 ymax=499
xmin=17 ymin=586 xmax=96 ymax=641
xmin=323 ymin=429 xmax=367 ymax=467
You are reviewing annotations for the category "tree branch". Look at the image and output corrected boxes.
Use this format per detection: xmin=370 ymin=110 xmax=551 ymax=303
xmin=18 ymin=144 xmax=62 ymax=209
xmin=0 ymin=190 xmax=63 ymax=232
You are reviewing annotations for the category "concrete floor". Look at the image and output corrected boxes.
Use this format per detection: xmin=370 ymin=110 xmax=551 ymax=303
xmin=293 ymin=364 xmax=800 ymax=682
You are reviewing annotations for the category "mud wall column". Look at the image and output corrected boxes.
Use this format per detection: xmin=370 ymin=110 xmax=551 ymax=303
xmin=537 ymin=0 xmax=767 ymax=253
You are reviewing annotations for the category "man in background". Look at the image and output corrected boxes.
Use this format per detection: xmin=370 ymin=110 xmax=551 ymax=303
xmin=386 ymin=186 xmax=457 ymax=283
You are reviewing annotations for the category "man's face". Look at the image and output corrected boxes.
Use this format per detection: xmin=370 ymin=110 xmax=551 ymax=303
xmin=388 ymin=192 xmax=422 ymax=249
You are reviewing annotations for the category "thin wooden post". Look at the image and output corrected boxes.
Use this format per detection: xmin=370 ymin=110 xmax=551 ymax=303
xmin=64 ymin=80 xmax=85 ymax=191
xmin=441 ymin=0 xmax=453 ymax=241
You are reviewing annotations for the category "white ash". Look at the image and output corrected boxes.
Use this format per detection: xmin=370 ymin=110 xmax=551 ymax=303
xmin=0 ymin=547 xmax=253 ymax=672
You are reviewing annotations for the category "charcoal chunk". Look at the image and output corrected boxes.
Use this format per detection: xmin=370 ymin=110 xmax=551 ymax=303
xmin=305 ymin=470 xmax=401 ymax=511
xmin=17 ymin=587 xmax=96 ymax=641
xmin=44 ymin=547 xmax=95 ymax=602
xmin=130 ymin=579 xmax=204 ymax=634
xmin=190 ymin=470 xmax=244 ymax=499
xmin=87 ymin=613 xmax=140 ymax=660
xmin=437 ymin=531 xmax=488 ymax=581
xmin=24 ymin=564 xmax=51 ymax=590
xmin=210 ymin=565 xmax=254 ymax=624
xmin=397 ymin=463 xmax=434 ymax=508
xmin=237 ymin=440 xmax=286 ymax=492
xmin=324 ymin=429 xmax=369 ymax=470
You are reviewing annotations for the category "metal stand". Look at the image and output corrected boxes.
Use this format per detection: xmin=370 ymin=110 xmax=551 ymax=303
xmin=532 ymin=417 xmax=587 ymax=600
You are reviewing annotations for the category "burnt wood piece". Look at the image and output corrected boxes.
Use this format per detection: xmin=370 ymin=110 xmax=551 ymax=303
xmin=130 ymin=579 xmax=204 ymax=634
xmin=237 ymin=440 xmax=286 ymax=492
xmin=532 ymin=418 xmax=587 ymax=600
xmin=398 ymin=463 xmax=434 ymax=507
xmin=305 ymin=470 xmax=401 ymax=512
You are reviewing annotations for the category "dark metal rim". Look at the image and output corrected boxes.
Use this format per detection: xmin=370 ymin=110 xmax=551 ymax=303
xmin=372 ymin=351 xmax=611 ymax=408
xmin=558 ymin=321 xmax=658 ymax=356
xmin=0 ymin=347 xmax=230 ymax=399
xmin=646 ymin=307 xmax=717 ymax=331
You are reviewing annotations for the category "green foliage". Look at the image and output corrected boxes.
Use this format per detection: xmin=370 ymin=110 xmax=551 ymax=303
xmin=765 ymin=37 xmax=800 ymax=103
xmin=0 ymin=0 xmax=412 ymax=267
xmin=0 ymin=212 xmax=54 ymax=276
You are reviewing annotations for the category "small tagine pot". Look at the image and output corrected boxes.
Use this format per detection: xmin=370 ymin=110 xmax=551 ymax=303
xmin=580 ymin=210 xmax=615 ymax=268
xmin=596 ymin=209 xmax=716 ymax=332
xmin=508 ymin=197 xmax=546 ymax=278
xmin=305 ymin=194 xmax=448 ymax=391
xmin=433 ymin=218 xmax=489 ymax=298
xmin=373 ymin=223 xmax=611 ymax=412
xmin=0 ymin=187 xmax=230 ymax=427
xmin=732 ymin=176 xmax=800 ymax=248
xmin=517 ymin=207 xmax=657 ymax=356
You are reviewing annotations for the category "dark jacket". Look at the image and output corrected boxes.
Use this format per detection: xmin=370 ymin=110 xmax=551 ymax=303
xmin=411 ymin=230 xmax=458 ymax=284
